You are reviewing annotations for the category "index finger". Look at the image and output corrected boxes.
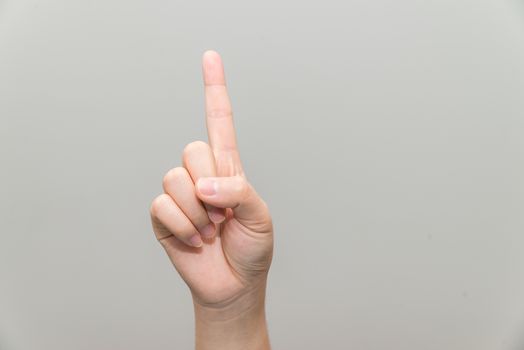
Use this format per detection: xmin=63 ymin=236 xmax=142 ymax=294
xmin=202 ymin=50 xmax=243 ymax=176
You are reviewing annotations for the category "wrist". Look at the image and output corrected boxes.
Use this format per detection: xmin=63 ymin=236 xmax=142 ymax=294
xmin=193 ymin=281 xmax=270 ymax=350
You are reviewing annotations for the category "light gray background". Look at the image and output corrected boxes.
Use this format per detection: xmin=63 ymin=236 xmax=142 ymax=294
xmin=1 ymin=0 xmax=523 ymax=349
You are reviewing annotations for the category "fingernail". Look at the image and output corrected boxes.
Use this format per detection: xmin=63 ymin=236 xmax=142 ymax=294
xmin=197 ymin=178 xmax=217 ymax=196
xmin=189 ymin=234 xmax=203 ymax=248
xmin=200 ymin=223 xmax=215 ymax=239
xmin=208 ymin=207 xmax=226 ymax=223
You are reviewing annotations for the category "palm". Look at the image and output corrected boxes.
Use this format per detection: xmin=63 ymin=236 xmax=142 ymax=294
xmin=162 ymin=214 xmax=272 ymax=305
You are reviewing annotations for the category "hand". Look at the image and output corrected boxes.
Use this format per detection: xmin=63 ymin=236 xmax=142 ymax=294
xmin=150 ymin=51 xmax=273 ymax=350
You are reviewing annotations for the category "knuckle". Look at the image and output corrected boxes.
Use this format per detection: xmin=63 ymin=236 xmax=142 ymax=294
xmin=182 ymin=140 xmax=210 ymax=166
xmin=183 ymin=140 xmax=208 ymax=157
xmin=233 ymin=176 xmax=250 ymax=200
xmin=150 ymin=194 xmax=170 ymax=218
xmin=162 ymin=167 xmax=187 ymax=189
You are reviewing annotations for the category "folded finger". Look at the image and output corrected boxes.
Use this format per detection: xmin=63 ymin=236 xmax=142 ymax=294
xmin=162 ymin=167 xmax=216 ymax=239
xmin=150 ymin=194 xmax=203 ymax=248
xmin=182 ymin=140 xmax=226 ymax=224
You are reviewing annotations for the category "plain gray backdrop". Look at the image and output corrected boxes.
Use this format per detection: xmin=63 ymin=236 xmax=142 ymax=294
xmin=1 ymin=0 xmax=524 ymax=349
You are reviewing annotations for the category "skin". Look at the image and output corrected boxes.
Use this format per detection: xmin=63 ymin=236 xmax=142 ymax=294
xmin=150 ymin=50 xmax=273 ymax=350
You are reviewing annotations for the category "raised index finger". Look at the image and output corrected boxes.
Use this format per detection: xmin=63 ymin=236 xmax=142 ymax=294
xmin=202 ymin=50 xmax=243 ymax=176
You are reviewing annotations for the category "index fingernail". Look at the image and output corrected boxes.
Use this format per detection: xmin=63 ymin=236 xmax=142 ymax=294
xmin=208 ymin=207 xmax=226 ymax=223
xmin=189 ymin=234 xmax=203 ymax=248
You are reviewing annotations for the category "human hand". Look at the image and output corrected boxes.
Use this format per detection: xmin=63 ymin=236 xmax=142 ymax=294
xmin=150 ymin=51 xmax=273 ymax=350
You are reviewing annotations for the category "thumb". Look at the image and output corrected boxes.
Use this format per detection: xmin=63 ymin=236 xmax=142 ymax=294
xmin=195 ymin=176 xmax=271 ymax=231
